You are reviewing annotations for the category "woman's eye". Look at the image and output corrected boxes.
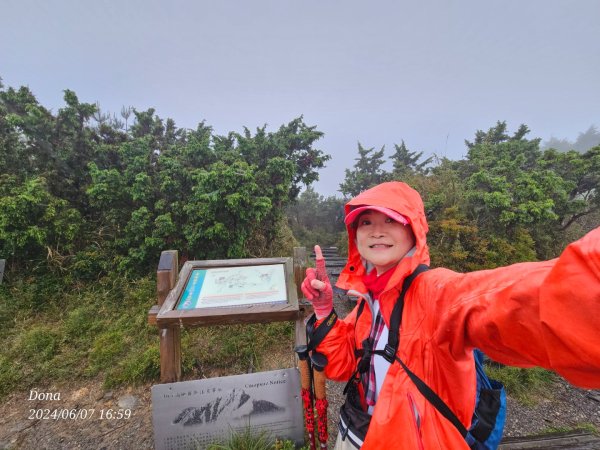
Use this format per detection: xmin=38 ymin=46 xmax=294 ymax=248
xmin=360 ymin=220 xmax=371 ymax=226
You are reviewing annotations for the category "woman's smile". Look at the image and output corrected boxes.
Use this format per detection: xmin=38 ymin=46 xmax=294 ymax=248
xmin=355 ymin=210 xmax=416 ymax=275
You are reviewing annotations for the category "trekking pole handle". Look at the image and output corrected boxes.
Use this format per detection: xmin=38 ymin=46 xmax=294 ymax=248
xmin=310 ymin=352 xmax=328 ymax=399
xmin=295 ymin=345 xmax=311 ymax=390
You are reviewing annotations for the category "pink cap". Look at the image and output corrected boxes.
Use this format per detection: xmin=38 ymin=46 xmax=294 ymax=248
xmin=345 ymin=205 xmax=409 ymax=226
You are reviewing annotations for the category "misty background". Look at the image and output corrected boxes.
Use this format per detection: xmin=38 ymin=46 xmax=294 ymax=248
xmin=1 ymin=0 xmax=599 ymax=196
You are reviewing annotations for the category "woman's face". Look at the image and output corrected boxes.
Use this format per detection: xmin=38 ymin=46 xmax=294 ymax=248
xmin=355 ymin=210 xmax=416 ymax=275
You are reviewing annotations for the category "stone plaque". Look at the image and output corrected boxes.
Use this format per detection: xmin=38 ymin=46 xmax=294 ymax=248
xmin=0 ymin=259 xmax=4 ymax=284
xmin=152 ymin=368 xmax=304 ymax=450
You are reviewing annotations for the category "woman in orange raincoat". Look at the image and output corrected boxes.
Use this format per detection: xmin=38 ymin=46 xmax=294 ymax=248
xmin=301 ymin=181 xmax=600 ymax=449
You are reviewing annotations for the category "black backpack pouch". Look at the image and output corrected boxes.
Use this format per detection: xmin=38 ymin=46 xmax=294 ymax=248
xmin=339 ymin=379 xmax=371 ymax=446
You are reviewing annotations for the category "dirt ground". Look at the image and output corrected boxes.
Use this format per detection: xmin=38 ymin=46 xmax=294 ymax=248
xmin=0 ymin=381 xmax=155 ymax=450
xmin=1 ymin=368 xmax=600 ymax=450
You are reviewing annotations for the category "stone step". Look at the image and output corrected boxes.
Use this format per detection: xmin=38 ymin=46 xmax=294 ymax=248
xmin=310 ymin=259 xmax=346 ymax=266
xmin=323 ymin=261 xmax=346 ymax=268
xmin=311 ymin=246 xmax=338 ymax=251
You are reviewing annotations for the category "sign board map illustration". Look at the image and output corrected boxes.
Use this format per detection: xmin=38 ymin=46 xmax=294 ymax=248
xmin=177 ymin=264 xmax=287 ymax=310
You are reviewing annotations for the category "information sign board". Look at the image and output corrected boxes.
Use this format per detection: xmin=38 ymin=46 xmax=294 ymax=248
xmin=152 ymin=368 xmax=303 ymax=449
xmin=156 ymin=258 xmax=299 ymax=327
xmin=177 ymin=264 xmax=287 ymax=310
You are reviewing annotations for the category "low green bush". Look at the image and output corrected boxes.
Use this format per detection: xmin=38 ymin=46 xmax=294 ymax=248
xmin=63 ymin=306 xmax=103 ymax=340
xmin=207 ymin=427 xmax=308 ymax=450
xmin=182 ymin=321 xmax=294 ymax=375
xmin=485 ymin=365 xmax=556 ymax=405
xmin=0 ymin=355 xmax=20 ymax=398
xmin=104 ymin=346 xmax=160 ymax=388
xmin=15 ymin=325 xmax=60 ymax=363
xmin=88 ymin=330 xmax=127 ymax=374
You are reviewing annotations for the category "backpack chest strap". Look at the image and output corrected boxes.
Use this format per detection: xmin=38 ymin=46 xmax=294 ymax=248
xmin=356 ymin=264 xmax=430 ymax=368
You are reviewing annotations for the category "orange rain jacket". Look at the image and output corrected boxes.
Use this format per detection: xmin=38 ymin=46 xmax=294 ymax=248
xmin=317 ymin=181 xmax=600 ymax=449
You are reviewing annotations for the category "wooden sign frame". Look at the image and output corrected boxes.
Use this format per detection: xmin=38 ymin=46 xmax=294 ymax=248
xmin=156 ymin=257 xmax=299 ymax=328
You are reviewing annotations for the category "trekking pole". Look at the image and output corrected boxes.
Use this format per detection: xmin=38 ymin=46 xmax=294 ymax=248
xmin=311 ymin=351 xmax=329 ymax=449
xmin=295 ymin=345 xmax=316 ymax=450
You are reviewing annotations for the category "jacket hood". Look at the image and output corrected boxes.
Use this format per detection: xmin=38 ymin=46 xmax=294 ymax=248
xmin=336 ymin=181 xmax=430 ymax=293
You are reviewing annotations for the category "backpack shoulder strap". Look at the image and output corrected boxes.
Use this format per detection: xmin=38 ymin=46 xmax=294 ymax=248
xmin=306 ymin=309 xmax=338 ymax=352
xmin=384 ymin=264 xmax=429 ymax=362
xmin=395 ymin=355 xmax=469 ymax=437
xmin=355 ymin=297 xmax=366 ymax=326
xmin=386 ymin=265 xmax=471 ymax=439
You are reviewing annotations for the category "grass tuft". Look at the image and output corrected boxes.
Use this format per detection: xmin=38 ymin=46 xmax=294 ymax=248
xmin=104 ymin=346 xmax=161 ymax=388
xmin=485 ymin=365 xmax=556 ymax=405
xmin=533 ymin=423 xmax=599 ymax=436
xmin=15 ymin=325 xmax=60 ymax=362
xmin=206 ymin=426 xmax=307 ymax=450
xmin=0 ymin=355 xmax=20 ymax=398
xmin=88 ymin=330 xmax=127 ymax=375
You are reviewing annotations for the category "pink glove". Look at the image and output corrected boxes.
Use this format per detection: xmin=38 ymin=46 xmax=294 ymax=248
xmin=301 ymin=245 xmax=333 ymax=320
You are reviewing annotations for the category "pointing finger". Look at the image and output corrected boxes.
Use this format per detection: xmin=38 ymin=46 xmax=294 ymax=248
xmin=314 ymin=245 xmax=323 ymax=260
xmin=314 ymin=245 xmax=328 ymax=281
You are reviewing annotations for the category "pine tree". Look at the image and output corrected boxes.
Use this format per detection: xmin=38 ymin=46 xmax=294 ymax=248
xmin=339 ymin=142 xmax=387 ymax=197
xmin=389 ymin=140 xmax=433 ymax=178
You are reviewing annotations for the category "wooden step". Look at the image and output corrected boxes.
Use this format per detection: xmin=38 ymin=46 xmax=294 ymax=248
xmin=499 ymin=431 xmax=600 ymax=449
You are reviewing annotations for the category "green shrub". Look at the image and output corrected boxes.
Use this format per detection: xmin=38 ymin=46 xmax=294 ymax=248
xmin=0 ymin=355 xmax=20 ymax=398
xmin=15 ymin=325 xmax=60 ymax=362
xmin=88 ymin=330 xmax=126 ymax=374
xmin=105 ymin=346 xmax=160 ymax=387
xmin=179 ymin=321 xmax=294 ymax=377
xmin=0 ymin=287 xmax=14 ymax=333
xmin=69 ymin=247 xmax=113 ymax=282
xmin=9 ymin=275 xmax=65 ymax=312
xmin=486 ymin=365 xmax=556 ymax=405
xmin=63 ymin=306 xmax=103 ymax=340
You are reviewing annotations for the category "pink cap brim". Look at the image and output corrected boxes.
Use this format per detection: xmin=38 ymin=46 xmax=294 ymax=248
xmin=345 ymin=205 xmax=409 ymax=226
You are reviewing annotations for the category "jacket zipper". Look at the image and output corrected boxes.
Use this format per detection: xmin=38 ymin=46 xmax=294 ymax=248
xmin=407 ymin=391 xmax=425 ymax=450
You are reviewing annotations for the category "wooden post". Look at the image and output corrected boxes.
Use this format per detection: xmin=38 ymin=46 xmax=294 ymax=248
xmin=293 ymin=247 xmax=306 ymax=299
xmin=157 ymin=250 xmax=178 ymax=306
xmin=160 ymin=326 xmax=181 ymax=382
xmin=156 ymin=250 xmax=181 ymax=383
xmin=293 ymin=247 xmax=312 ymax=348
xmin=0 ymin=259 xmax=5 ymax=285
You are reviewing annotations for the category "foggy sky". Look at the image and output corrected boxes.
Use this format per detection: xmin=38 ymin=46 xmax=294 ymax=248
xmin=1 ymin=0 xmax=599 ymax=196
